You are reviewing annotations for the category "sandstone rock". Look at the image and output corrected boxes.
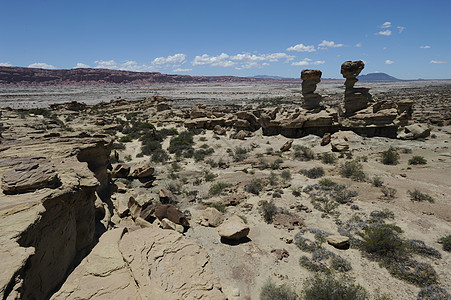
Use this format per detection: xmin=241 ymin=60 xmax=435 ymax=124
xmin=129 ymin=160 xmax=154 ymax=178
xmin=51 ymin=227 xmax=226 ymax=299
xmin=271 ymin=248 xmax=289 ymax=260
xmin=154 ymin=204 xmax=189 ymax=227
xmin=1 ymin=158 xmax=60 ymax=194
xmin=330 ymin=131 xmax=362 ymax=152
xmin=234 ymin=130 xmax=249 ymax=140
xmin=273 ymin=213 xmax=303 ymax=230
xmin=161 ymin=218 xmax=185 ymax=233
xmin=111 ymin=163 xmax=130 ymax=178
xmin=156 ymin=101 xmax=171 ymax=112
xmin=341 ymin=60 xmax=372 ymax=116
xmin=159 ymin=188 xmax=178 ymax=204
xmin=217 ymin=215 xmax=250 ymax=240
xmin=280 ymin=139 xmax=293 ymax=152
xmin=321 ymin=132 xmax=331 ymax=146
xmin=213 ymin=124 xmax=226 ymax=135
xmin=397 ymin=123 xmax=431 ymax=140
xmin=200 ymin=207 xmax=224 ymax=227
xmin=301 ymin=69 xmax=323 ymax=109
xmin=113 ymin=193 xmax=133 ymax=217
xmin=326 ymin=235 xmax=350 ymax=248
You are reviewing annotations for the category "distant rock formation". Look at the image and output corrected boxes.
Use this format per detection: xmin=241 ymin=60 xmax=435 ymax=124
xmin=301 ymin=69 xmax=323 ymax=109
xmin=341 ymin=60 xmax=373 ymax=115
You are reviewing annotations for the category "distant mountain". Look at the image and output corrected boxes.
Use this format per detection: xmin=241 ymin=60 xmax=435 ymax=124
xmin=0 ymin=66 xmax=276 ymax=85
xmin=253 ymin=75 xmax=297 ymax=80
xmin=357 ymin=73 xmax=401 ymax=81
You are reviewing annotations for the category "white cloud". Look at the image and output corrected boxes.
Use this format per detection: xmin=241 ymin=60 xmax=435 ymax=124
xmin=192 ymin=53 xmax=235 ymax=67
xmin=0 ymin=62 xmax=12 ymax=67
xmin=94 ymin=60 xmax=118 ymax=69
xmin=397 ymin=26 xmax=406 ymax=33
xmin=74 ymin=63 xmax=90 ymax=68
xmin=286 ymin=43 xmax=316 ymax=52
xmin=376 ymin=30 xmax=392 ymax=36
xmin=430 ymin=60 xmax=447 ymax=64
xmin=318 ymin=40 xmax=343 ymax=49
xmin=152 ymin=54 xmax=186 ymax=65
xmin=420 ymin=45 xmax=431 ymax=49
xmin=355 ymin=43 xmax=362 ymax=47
xmin=291 ymin=58 xmax=325 ymax=66
xmin=383 ymin=47 xmax=388 ymax=50
xmin=172 ymin=68 xmax=192 ymax=73
xmin=385 ymin=59 xmax=395 ymax=65
xmin=381 ymin=21 xmax=392 ymax=28
xmin=28 ymin=62 xmax=56 ymax=69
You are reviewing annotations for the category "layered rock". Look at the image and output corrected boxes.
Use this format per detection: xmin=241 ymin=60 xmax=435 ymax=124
xmin=301 ymin=69 xmax=323 ymax=109
xmin=341 ymin=60 xmax=372 ymax=116
xmin=51 ymin=227 xmax=225 ymax=299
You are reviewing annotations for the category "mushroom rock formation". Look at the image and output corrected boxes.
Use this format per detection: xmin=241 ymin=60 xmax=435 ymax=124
xmin=341 ymin=60 xmax=372 ymax=115
xmin=301 ymin=69 xmax=323 ymax=110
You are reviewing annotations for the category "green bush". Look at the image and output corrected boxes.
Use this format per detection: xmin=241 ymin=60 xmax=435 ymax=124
xmin=209 ymin=182 xmax=230 ymax=196
xmin=381 ymin=186 xmax=397 ymax=199
xmin=168 ymin=131 xmax=194 ymax=155
xmin=204 ymin=170 xmax=216 ymax=182
xmin=268 ymin=172 xmax=279 ymax=186
xmin=151 ymin=149 xmax=169 ymax=163
xmin=340 ymin=160 xmax=366 ymax=181
xmin=321 ymin=152 xmax=337 ymax=164
xmin=231 ymin=146 xmax=248 ymax=162
xmin=301 ymin=273 xmax=368 ymax=300
xmin=360 ymin=223 xmax=406 ymax=259
xmin=381 ymin=147 xmax=400 ymax=165
xmin=207 ymin=202 xmax=226 ymax=213
xmin=260 ymin=280 xmax=297 ymax=300
xmin=318 ymin=178 xmax=337 ymax=187
xmin=438 ymin=235 xmax=451 ymax=252
xmin=300 ymin=167 xmax=325 ymax=179
xmin=417 ymin=285 xmax=451 ymax=300
xmin=386 ymin=259 xmax=438 ymax=287
xmin=281 ymin=170 xmax=292 ymax=181
xmin=408 ymin=189 xmax=435 ymax=203
xmin=408 ymin=155 xmax=427 ymax=165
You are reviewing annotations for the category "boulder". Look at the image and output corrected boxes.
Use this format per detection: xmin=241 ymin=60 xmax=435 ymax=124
xmin=326 ymin=235 xmax=350 ymax=248
xmin=200 ymin=207 xmax=224 ymax=227
xmin=154 ymin=204 xmax=189 ymax=227
xmin=397 ymin=123 xmax=431 ymax=140
xmin=330 ymin=131 xmax=361 ymax=152
xmin=213 ymin=124 xmax=226 ymax=135
xmin=111 ymin=163 xmax=130 ymax=178
xmin=280 ymin=139 xmax=293 ymax=152
xmin=321 ymin=133 xmax=331 ymax=146
xmin=51 ymin=227 xmax=225 ymax=300
xmin=129 ymin=160 xmax=154 ymax=178
xmin=217 ymin=215 xmax=250 ymax=240
xmin=234 ymin=130 xmax=249 ymax=140
xmin=1 ymin=159 xmax=60 ymax=194
xmin=159 ymin=188 xmax=178 ymax=204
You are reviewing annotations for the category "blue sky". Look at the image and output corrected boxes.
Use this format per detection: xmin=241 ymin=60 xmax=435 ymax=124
xmin=0 ymin=0 xmax=450 ymax=79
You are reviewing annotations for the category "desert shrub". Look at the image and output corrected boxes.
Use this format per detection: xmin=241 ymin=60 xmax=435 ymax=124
xmin=381 ymin=147 xmax=400 ymax=165
xmin=402 ymin=148 xmax=413 ymax=154
xmin=199 ymin=136 xmax=207 ymax=142
xmin=260 ymin=201 xmax=277 ymax=223
xmin=151 ymin=149 xmax=169 ymax=163
xmin=112 ymin=142 xmax=126 ymax=150
xmin=408 ymin=240 xmax=441 ymax=259
xmin=318 ymin=178 xmax=337 ymax=187
xmin=141 ymin=140 xmax=162 ymax=155
xmin=203 ymin=170 xmax=216 ymax=182
xmin=260 ymin=280 xmax=297 ymax=300
xmin=205 ymin=158 xmax=218 ymax=168
xmin=300 ymin=167 xmax=325 ymax=179
xmin=381 ymin=186 xmax=397 ymax=199
xmin=271 ymin=158 xmax=284 ymax=170
xmin=231 ymin=146 xmax=248 ymax=162
xmin=408 ymin=155 xmax=427 ymax=165
xmin=272 ymin=191 xmax=282 ymax=198
xmin=300 ymin=249 xmax=352 ymax=272
xmin=369 ymin=209 xmax=395 ymax=221
xmin=168 ymin=131 xmax=194 ymax=155
xmin=417 ymin=285 xmax=451 ymax=300
xmin=292 ymin=188 xmax=302 ymax=197
xmin=268 ymin=172 xmax=279 ymax=186
xmin=408 ymin=189 xmax=435 ymax=203
xmin=340 ymin=160 xmax=366 ymax=181
xmin=119 ymin=135 xmax=133 ymax=143
xmin=207 ymin=202 xmax=226 ymax=213
xmin=333 ymin=189 xmax=358 ymax=204
xmin=294 ymin=145 xmax=315 ymax=161
xmin=193 ymin=147 xmax=214 ymax=161
xmin=321 ymin=152 xmax=337 ymax=164
xmin=167 ymin=182 xmax=182 ymax=195
xmin=360 ymin=223 xmax=406 ymax=260
xmin=386 ymin=259 xmax=438 ymax=287
xmin=301 ymin=273 xmax=368 ymax=300
xmin=371 ymin=176 xmax=384 ymax=187
xmin=294 ymin=234 xmax=321 ymax=253
xmin=265 ymin=147 xmax=273 ymax=155
xmin=438 ymin=235 xmax=451 ymax=252
xmin=281 ymin=170 xmax=292 ymax=181
xmin=209 ymin=182 xmax=230 ymax=196
xmin=245 ymin=178 xmax=263 ymax=195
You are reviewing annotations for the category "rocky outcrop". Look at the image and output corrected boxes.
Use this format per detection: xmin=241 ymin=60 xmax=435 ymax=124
xmin=341 ymin=60 xmax=372 ymax=116
xmin=51 ymin=227 xmax=225 ymax=299
xmin=301 ymin=69 xmax=323 ymax=109
xmin=397 ymin=123 xmax=431 ymax=139
xmin=129 ymin=160 xmax=154 ymax=179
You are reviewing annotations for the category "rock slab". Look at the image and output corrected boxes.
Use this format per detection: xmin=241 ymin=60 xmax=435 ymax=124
xmin=217 ymin=215 xmax=250 ymax=240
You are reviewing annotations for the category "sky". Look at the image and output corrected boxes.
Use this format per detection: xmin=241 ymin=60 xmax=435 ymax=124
xmin=0 ymin=0 xmax=450 ymax=79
